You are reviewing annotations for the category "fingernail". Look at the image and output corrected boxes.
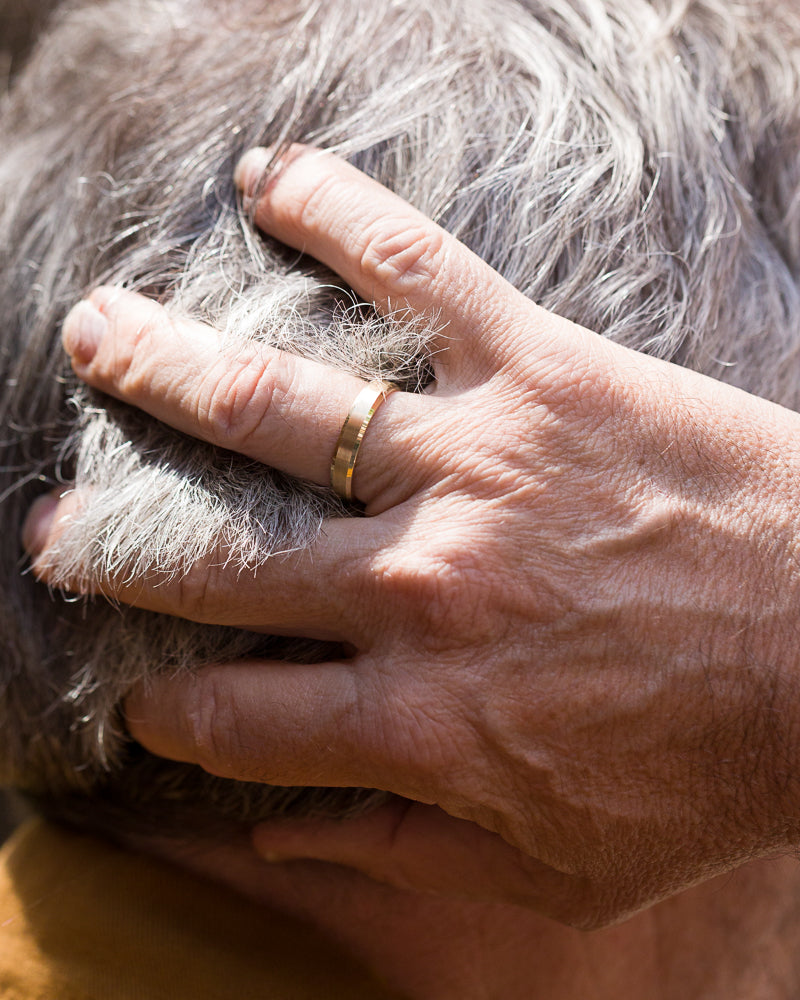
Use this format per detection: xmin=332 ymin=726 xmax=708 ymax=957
xmin=62 ymin=299 xmax=108 ymax=365
xmin=233 ymin=146 xmax=272 ymax=195
xmin=22 ymin=493 xmax=59 ymax=557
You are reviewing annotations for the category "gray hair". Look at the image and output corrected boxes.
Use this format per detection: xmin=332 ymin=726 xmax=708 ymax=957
xmin=1 ymin=0 xmax=799 ymax=839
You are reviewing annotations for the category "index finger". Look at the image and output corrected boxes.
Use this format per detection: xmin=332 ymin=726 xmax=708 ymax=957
xmin=235 ymin=145 xmax=540 ymax=382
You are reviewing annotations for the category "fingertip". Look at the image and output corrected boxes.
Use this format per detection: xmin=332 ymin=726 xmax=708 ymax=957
xmin=62 ymin=299 xmax=107 ymax=366
xmin=21 ymin=492 xmax=60 ymax=558
xmin=233 ymin=146 xmax=273 ymax=196
xmin=87 ymin=285 xmax=164 ymax=327
xmin=250 ymin=824 xmax=292 ymax=862
xmin=122 ymin=682 xmax=150 ymax=742
xmin=234 ymin=144 xmax=318 ymax=204
xmin=22 ymin=487 xmax=77 ymax=560
xmin=123 ymin=679 xmax=186 ymax=761
xmin=251 ymin=816 xmax=351 ymax=865
xmin=87 ymin=284 xmax=125 ymax=312
xmin=62 ymin=286 xmax=149 ymax=368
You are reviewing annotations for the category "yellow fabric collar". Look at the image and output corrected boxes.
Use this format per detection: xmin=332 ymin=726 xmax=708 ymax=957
xmin=0 ymin=818 xmax=399 ymax=1000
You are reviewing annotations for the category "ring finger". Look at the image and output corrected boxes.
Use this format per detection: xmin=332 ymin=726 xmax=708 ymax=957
xmin=63 ymin=285 xmax=432 ymax=509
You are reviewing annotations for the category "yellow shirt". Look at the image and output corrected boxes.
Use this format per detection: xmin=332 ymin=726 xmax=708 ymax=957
xmin=0 ymin=819 xmax=400 ymax=999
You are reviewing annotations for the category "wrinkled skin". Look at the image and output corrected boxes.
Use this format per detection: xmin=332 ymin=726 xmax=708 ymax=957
xmin=25 ymin=146 xmax=800 ymax=928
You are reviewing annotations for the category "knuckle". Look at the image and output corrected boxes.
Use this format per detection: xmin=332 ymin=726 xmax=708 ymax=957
xmin=174 ymin=559 xmax=221 ymax=623
xmin=183 ymin=673 xmax=243 ymax=778
xmin=373 ymin=531 xmax=490 ymax=644
xmin=357 ymin=221 xmax=446 ymax=293
xmin=202 ymin=351 xmax=288 ymax=450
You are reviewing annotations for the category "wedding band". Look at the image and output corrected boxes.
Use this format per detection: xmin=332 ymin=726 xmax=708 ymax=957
xmin=331 ymin=379 xmax=398 ymax=501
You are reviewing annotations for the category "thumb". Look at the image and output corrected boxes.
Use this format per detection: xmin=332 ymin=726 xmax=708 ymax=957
xmin=252 ymin=798 xmax=577 ymax=914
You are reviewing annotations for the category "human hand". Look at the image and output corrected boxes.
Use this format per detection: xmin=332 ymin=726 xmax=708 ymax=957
xmin=24 ymin=145 xmax=800 ymax=927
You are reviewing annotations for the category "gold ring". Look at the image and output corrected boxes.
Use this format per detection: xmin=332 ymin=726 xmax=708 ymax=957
xmin=331 ymin=380 xmax=398 ymax=501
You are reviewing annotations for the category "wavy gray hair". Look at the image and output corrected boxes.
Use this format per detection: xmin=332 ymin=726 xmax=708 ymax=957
xmin=1 ymin=0 xmax=799 ymax=839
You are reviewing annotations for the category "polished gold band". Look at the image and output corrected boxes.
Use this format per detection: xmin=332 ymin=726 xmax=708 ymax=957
xmin=331 ymin=379 xmax=398 ymax=501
